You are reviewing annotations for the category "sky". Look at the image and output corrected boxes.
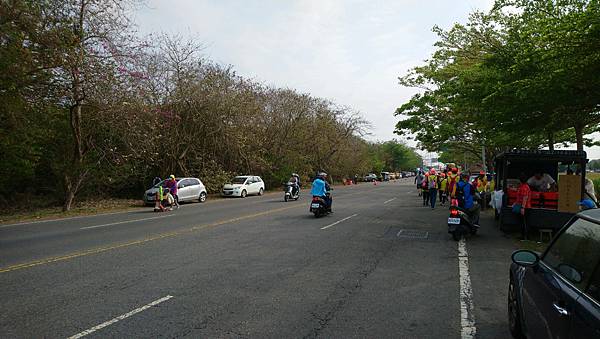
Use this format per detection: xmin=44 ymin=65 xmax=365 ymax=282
xmin=133 ymin=0 xmax=600 ymax=159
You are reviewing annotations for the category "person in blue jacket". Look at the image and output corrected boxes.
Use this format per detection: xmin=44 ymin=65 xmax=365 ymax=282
xmin=457 ymin=173 xmax=480 ymax=226
xmin=311 ymin=172 xmax=332 ymax=211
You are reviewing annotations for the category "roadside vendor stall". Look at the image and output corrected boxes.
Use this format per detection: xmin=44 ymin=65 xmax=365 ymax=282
xmin=494 ymin=150 xmax=588 ymax=232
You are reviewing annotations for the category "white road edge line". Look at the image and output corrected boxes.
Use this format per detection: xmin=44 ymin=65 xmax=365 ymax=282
xmin=458 ymin=238 xmax=477 ymax=339
xmin=67 ymin=295 xmax=174 ymax=339
xmin=383 ymin=197 xmax=397 ymax=204
xmin=80 ymin=215 xmax=173 ymax=230
xmin=320 ymin=214 xmax=358 ymax=230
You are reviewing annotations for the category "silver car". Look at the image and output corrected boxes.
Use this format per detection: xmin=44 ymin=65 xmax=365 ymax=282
xmin=144 ymin=177 xmax=207 ymax=205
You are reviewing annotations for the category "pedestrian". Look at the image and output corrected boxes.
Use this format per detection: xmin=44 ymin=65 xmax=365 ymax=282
xmin=476 ymin=171 xmax=488 ymax=210
xmin=165 ymin=175 xmax=179 ymax=209
xmin=439 ymin=173 xmax=448 ymax=206
xmin=154 ymin=185 xmax=165 ymax=212
xmin=514 ymin=173 xmax=532 ymax=240
xmin=415 ymin=171 xmax=424 ymax=196
xmin=447 ymin=167 xmax=460 ymax=203
xmin=428 ymin=168 xmax=438 ymax=209
xmin=422 ymin=173 xmax=430 ymax=206
xmin=152 ymin=176 xmax=162 ymax=186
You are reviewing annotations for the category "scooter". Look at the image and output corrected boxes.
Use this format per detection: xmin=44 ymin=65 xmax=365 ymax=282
xmin=284 ymin=182 xmax=300 ymax=202
xmin=310 ymin=192 xmax=331 ymax=217
xmin=447 ymin=203 xmax=480 ymax=241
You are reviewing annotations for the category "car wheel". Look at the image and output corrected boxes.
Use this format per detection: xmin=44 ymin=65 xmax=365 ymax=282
xmin=258 ymin=188 xmax=264 ymax=196
xmin=199 ymin=192 xmax=207 ymax=203
xmin=241 ymin=190 xmax=247 ymax=198
xmin=508 ymin=276 xmax=525 ymax=339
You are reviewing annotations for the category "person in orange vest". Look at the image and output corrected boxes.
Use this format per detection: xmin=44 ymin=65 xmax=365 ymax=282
xmin=476 ymin=170 xmax=488 ymax=210
xmin=439 ymin=173 xmax=448 ymax=206
xmin=447 ymin=167 xmax=460 ymax=205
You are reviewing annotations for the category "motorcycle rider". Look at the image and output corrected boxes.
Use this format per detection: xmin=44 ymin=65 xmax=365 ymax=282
xmin=457 ymin=173 xmax=480 ymax=227
xmin=288 ymin=173 xmax=301 ymax=196
xmin=311 ymin=172 xmax=332 ymax=212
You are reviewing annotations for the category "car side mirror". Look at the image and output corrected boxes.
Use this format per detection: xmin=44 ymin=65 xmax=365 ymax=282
xmin=511 ymin=250 xmax=540 ymax=267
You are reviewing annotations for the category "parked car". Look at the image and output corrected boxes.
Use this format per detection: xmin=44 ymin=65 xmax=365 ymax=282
xmin=364 ymin=173 xmax=378 ymax=182
xmin=380 ymin=172 xmax=390 ymax=181
xmin=144 ymin=177 xmax=207 ymax=205
xmin=222 ymin=176 xmax=265 ymax=198
xmin=508 ymin=209 xmax=600 ymax=338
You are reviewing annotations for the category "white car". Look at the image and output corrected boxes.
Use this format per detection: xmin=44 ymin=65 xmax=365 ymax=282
xmin=222 ymin=176 xmax=265 ymax=198
xmin=144 ymin=177 xmax=207 ymax=205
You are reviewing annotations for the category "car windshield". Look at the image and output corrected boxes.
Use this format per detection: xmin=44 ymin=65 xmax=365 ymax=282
xmin=231 ymin=177 xmax=247 ymax=184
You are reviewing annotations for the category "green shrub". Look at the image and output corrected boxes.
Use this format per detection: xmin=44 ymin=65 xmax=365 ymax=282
xmin=593 ymin=179 xmax=600 ymax=200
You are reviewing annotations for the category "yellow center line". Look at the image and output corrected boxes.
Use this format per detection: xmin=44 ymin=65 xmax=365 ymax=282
xmin=0 ymin=204 xmax=303 ymax=274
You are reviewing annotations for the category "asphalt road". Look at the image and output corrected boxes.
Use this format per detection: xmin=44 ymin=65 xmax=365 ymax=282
xmin=0 ymin=180 xmax=518 ymax=338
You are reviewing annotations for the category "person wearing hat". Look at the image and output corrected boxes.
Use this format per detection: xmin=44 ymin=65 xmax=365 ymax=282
xmin=447 ymin=167 xmax=460 ymax=203
xmin=428 ymin=168 xmax=439 ymax=209
xmin=165 ymin=175 xmax=179 ymax=210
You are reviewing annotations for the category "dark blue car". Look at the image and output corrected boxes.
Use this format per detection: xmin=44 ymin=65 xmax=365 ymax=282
xmin=509 ymin=209 xmax=600 ymax=338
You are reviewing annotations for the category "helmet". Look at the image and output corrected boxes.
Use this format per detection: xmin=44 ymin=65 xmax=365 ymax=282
xmin=451 ymin=168 xmax=458 ymax=174
xmin=479 ymin=170 xmax=485 ymax=175
xmin=318 ymin=172 xmax=327 ymax=178
xmin=292 ymin=173 xmax=298 ymax=177
xmin=440 ymin=173 xmax=446 ymax=178
xmin=430 ymin=168 xmax=436 ymax=175
xmin=169 ymin=174 xmax=175 ymax=180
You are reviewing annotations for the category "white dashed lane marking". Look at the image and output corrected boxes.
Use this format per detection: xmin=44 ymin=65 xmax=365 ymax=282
xmin=67 ymin=295 xmax=174 ymax=339
xmin=79 ymin=214 xmax=173 ymax=230
xmin=320 ymin=214 xmax=358 ymax=230
xmin=383 ymin=197 xmax=397 ymax=204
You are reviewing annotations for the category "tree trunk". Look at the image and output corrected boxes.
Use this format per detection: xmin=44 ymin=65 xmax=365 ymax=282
xmin=63 ymin=83 xmax=84 ymax=211
xmin=63 ymin=174 xmax=76 ymax=211
xmin=574 ymin=124 xmax=584 ymax=151
xmin=548 ymin=132 xmax=555 ymax=151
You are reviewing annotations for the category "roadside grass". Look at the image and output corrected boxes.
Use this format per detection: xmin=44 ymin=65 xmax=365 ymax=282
xmin=587 ymin=172 xmax=600 ymax=180
xmin=0 ymin=199 xmax=144 ymax=225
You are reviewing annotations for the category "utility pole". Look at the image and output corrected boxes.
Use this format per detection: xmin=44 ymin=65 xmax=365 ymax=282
xmin=482 ymin=145 xmax=487 ymax=172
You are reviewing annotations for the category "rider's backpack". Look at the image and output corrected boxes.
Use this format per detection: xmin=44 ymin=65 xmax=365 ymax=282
xmin=456 ymin=182 xmax=465 ymax=206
